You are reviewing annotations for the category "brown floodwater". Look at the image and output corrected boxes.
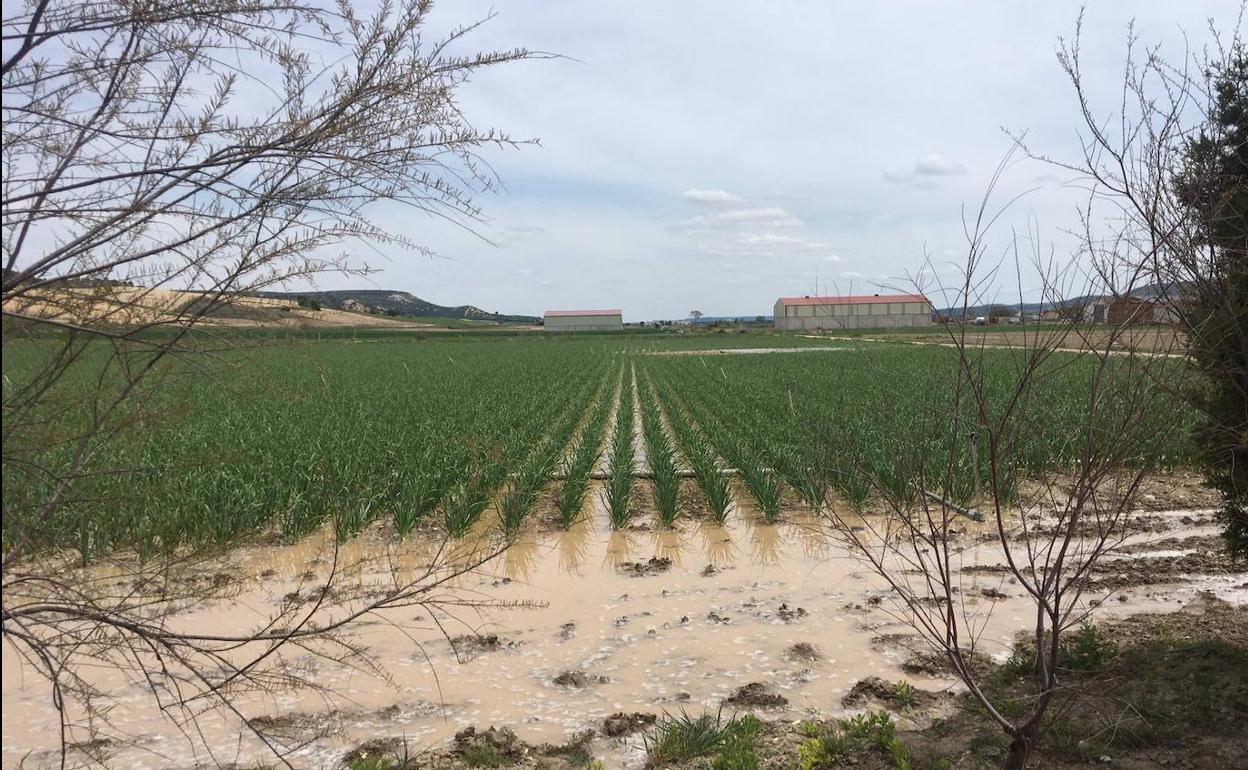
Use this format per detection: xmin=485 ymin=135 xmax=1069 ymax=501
xmin=3 ymin=492 xmax=1243 ymax=769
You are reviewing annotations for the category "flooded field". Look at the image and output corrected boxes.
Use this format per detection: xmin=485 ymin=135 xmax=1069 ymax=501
xmin=4 ymin=484 xmax=1243 ymax=770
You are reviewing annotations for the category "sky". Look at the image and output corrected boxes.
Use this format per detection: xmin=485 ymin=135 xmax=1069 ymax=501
xmin=311 ymin=1 xmax=1238 ymax=321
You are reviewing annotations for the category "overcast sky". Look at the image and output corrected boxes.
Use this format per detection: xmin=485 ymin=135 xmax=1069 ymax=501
xmin=317 ymin=1 xmax=1237 ymax=321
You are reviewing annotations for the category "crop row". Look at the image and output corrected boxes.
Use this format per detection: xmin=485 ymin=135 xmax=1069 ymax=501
xmin=3 ymin=336 xmax=1199 ymax=556
xmin=603 ymin=367 xmax=638 ymax=529
xmin=2 ymin=338 xmax=614 ymax=557
xmin=555 ymin=364 xmax=623 ymax=528
xmin=642 ymin=343 xmax=1198 ymax=513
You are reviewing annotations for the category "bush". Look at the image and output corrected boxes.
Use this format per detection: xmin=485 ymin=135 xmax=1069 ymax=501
xmin=1059 ymin=622 xmax=1118 ymax=673
xmin=796 ymin=711 xmax=909 ymax=770
xmin=712 ymin=715 xmax=761 ymax=770
xmin=644 ymin=710 xmax=759 ymax=769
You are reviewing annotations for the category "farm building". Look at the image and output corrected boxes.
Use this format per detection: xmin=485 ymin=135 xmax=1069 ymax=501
xmin=543 ymin=309 xmax=623 ymax=332
xmin=1107 ymin=297 xmax=1157 ymax=325
xmin=772 ymin=294 xmax=932 ymax=331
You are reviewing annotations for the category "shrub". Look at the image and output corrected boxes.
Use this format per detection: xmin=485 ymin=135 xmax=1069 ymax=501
xmin=796 ymin=711 xmax=909 ymax=770
xmin=644 ymin=709 xmax=747 ymax=768
xmin=462 ymin=743 xmax=507 ymax=768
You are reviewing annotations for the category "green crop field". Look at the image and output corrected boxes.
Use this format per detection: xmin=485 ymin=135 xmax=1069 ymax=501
xmin=1 ymin=333 xmax=1198 ymax=559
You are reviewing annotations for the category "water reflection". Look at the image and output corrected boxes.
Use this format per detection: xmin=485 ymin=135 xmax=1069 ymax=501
xmin=652 ymin=529 xmax=685 ymax=565
xmin=556 ymin=517 xmax=592 ymax=574
xmin=787 ymin=511 xmax=830 ymax=558
xmin=748 ymin=521 xmax=782 ymax=566
xmin=603 ymin=530 xmax=634 ymax=569
xmin=698 ymin=522 xmax=736 ymax=568
xmin=501 ymin=533 xmax=539 ymax=582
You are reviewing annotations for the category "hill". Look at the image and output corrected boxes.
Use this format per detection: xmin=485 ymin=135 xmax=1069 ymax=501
xmin=934 ymin=282 xmax=1184 ymax=318
xmin=253 ymin=289 xmax=539 ymax=323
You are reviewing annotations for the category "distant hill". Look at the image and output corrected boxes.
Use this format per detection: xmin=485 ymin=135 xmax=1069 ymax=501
xmin=934 ymin=282 xmax=1185 ymax=318
xmin=253 ymin=289 xmax=539 ymax=323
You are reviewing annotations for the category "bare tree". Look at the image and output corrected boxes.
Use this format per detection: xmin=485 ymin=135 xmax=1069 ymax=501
xmin=2 ymin=0 xmax=541 ymax=765
xmin=1016 ymin=8 xmax=1247 ymax=557
xmin=815 ymin=147 xmax=1191 ymax=769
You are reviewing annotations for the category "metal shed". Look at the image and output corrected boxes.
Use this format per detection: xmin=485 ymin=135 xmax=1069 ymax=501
xmin=772 ymin=294 xmax=931 ymax=331
xmin=543 ymin=309 xmax=624 ymax=332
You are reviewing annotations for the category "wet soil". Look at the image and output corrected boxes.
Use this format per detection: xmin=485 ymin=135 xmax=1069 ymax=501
xmin=2 ymin=476 xmax=1243 ymax=770
xmin=723 ymin=681 xmax=789 ymax=709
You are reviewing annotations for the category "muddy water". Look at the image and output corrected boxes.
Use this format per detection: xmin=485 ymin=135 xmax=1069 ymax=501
xmin=3 ymin=494 xmax=1244 ymax=769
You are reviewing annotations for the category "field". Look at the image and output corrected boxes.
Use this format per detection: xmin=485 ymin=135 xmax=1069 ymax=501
xmin=823 ymin=323 xmax=1187 ymax=354
xmin=4 ymin=330 xmax=1242 ymax=770
xmin=2 ymin=331 xmax=1199 ymax=557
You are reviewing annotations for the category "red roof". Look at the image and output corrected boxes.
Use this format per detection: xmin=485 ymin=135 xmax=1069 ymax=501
xmin=544 ymin=309 xmax=623 ymax=317
xmin=777 ymin=294 xmax=928 ymax=307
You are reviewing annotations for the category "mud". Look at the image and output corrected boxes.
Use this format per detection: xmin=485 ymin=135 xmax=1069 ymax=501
xmin=600 ymin=712 xmax=657 ymax=738
xmin=615 ymin=556 xmax=673 ymax=577
xmin=840 ymin=676 xmax=946 ymax=711
xmin=723 ymin=682 xmax=789 ymax=709
xmin=2 ymin=480 xmax=1243 ymax=770
xmin=552 ymin=670 xmax=610 ymax=688
xmin=784 ymin=642 xmax=821 ymax=662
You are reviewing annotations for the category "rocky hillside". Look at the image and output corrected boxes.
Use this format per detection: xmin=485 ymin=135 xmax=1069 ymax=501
xmin=253 ymin=289 xmax=538 ymax=323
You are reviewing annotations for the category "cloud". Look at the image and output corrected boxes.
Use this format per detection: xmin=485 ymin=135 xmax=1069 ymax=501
xmin=822 ymin=254 xmax=843 ymax=262
xmin=496 ymin=224 xmax=546 ymax=246
xmin=671 ymin=206 xmax=805 ymax=233
xmin=682 ymin=188 xmax=741 ymax=205
xmin=717 ymin=207 xmax=800 ymax=224
xmin=737 ymin=233 xmax=807 ymax=246
xmin=884 ymin=153 xmax=967 ymax=185
xmin=913 ymin=153 xmax=967 ymax=176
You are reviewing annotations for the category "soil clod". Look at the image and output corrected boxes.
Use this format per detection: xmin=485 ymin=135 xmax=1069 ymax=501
xmin=601 ymin=711 xmax=657 ymax=737
xmin=724 ymin=681 xmax=788 ymax=708
xmin=785 ymin=641 xmax=821 ymax=661
xmin=553 ymin=669 xmax=609 ymax=688
xmin=617 ymin=556 xmax=673 ymax=576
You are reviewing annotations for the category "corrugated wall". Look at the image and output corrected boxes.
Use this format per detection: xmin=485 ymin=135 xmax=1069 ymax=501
xmin=545 ymin=315 xmax=623 ymax=332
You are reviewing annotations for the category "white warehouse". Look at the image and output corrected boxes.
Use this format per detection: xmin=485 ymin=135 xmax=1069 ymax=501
xmin=543 ymin=309 xmax=624 ymax=332
xmin=773 ymin=294 xmax=932 ymax=331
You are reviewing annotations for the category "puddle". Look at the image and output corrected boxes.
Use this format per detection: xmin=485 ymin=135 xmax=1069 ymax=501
xmin=647 ymin=346 xmax=849 ymax=356
xmin=2 ymin=490 xmax=1243 ymax=769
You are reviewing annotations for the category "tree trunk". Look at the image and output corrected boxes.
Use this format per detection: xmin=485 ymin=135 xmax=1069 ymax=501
xmin=1003 ymin=735 xmax=1030 ymax=770
xmin=1003 ymin=716 xmax=1046 ymax=770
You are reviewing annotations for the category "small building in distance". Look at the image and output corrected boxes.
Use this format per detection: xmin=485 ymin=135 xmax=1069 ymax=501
xmin=772 ymin=294 xmax=932 ymax=331
xmin=543 ymin=308 xmax=623 ymax=332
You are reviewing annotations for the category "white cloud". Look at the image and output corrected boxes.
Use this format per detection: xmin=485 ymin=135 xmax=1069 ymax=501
xmin=914 ymin=153 xmax=967 ymax=176
xmin=738 ymin=233 xmax=806 ymax=246
xmin=682 ymin=188 xmax=741 ymax=205
xmin=884 ymin=153 xmax=968 ymax=185
xmin=672 ymin=207 xmax=805 ymax=233
xmin=822 ymin=254 xmax=843 ymax=262
xmin=717 ymin=207 xmax=799 ymax=224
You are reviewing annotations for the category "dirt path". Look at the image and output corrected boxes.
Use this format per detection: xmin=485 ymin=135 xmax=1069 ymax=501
xmin=800 ymin=332 xmax=1192 ymax=359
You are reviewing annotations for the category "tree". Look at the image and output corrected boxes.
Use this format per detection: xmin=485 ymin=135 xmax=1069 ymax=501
xmin=817 ymin=145 xmax=1190 ymax=770
xmin=1172 ymin=46 xmax=1248 ymax=556
xmin=1022 ymin=12 xmax=1247 ymax=557
xmin=2 ymin=0 xmax=538 ymax=762
xmin=689 ymin=310 xmax=703 ymax=323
